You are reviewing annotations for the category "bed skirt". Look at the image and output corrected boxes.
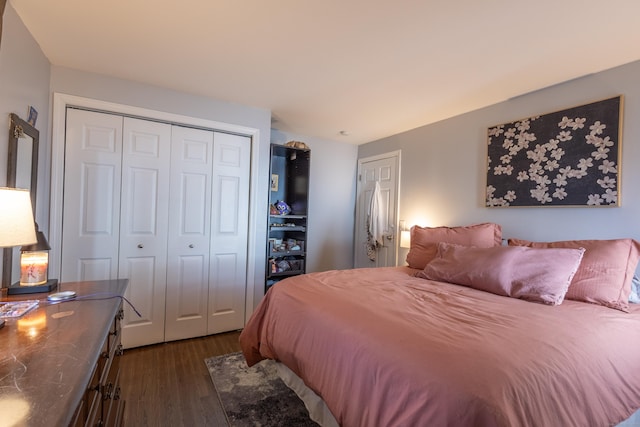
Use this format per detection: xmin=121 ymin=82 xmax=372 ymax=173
xmin=276 ymin=361 xmax=640 ymax=427
xmin=275 ymin=362 xmax=339 ymax=427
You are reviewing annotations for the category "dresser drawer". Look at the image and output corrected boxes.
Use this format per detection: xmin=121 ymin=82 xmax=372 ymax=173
xmin=70 ymin=300 xmax=125 ymax=427
xmin=72 ymin=357 xmax=102 ymax=427
xmin=107 ymin=308 xmax=124 ymax=353
xmin=103 ymin=365 xmax=125 ymax=426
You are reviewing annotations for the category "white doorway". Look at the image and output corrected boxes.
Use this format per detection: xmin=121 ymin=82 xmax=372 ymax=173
xmin=354 ymin=151 xmax=400 ymax=268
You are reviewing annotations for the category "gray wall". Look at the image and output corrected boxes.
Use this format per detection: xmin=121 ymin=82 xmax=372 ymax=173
xmin=49 ymin=66 xmax=270 ymax=134
xmin=359 ymin=60 xmax=640 ymax=249
xmin=0 ymin=4 xmax=50 ymax=282
xmin=0 ymin=3 xmax=50 ymax=222
xmin=1 ymin=4 xmax=358 ymax=301
xmin=271 ymin=130 xmax=358 ymax=272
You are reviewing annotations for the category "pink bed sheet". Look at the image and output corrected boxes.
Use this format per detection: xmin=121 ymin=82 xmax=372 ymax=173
xmin=240 ymin=267 xmax=640 ymax=427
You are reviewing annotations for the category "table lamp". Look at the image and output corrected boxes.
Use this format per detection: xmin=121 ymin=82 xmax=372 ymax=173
xmin=400 ymin=230 xmax=411 ymax=248
xmin=0 ymin=188 xmax=37 ymax=327
xmin=399 ymin=220 xmax=411 ymax=248
xmin=0 ymin=188 xmax=58 ymax=295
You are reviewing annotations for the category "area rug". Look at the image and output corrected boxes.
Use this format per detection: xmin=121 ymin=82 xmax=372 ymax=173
xmin=205 ymin=352 xmax=318 ymax=427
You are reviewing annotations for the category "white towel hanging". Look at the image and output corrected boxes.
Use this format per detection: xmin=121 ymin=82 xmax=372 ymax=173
xmin=366 ymin=181 xmax=385 ymax=261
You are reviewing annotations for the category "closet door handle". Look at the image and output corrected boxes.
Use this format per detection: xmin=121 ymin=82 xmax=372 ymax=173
xmin=188 ymin=244 xmax=194 ymax=249
xmin=137 ymin=244 xmax=144 ymax=249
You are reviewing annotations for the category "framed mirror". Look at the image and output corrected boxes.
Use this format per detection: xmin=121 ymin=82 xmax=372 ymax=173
xmin=2 ymin=113 xmax=39 ymax=288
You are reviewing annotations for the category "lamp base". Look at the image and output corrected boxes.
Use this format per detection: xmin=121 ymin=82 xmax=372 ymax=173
xmin=7 ymin=279 xmax=58 ymax=295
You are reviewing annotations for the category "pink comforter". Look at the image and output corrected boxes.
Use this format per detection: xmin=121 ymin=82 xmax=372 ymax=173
xmin=240 ymin=267 xmax=640 ymax=427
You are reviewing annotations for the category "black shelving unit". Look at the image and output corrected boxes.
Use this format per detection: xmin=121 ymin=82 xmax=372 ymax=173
xmin=266 ymin=144 xmax=310 ymax=292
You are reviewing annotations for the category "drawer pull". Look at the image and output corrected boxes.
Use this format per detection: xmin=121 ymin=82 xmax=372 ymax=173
xmin=103 ymin=382 xmax=114 ymax=400
xmin=137 ymin=243 xmax=144 ymax=248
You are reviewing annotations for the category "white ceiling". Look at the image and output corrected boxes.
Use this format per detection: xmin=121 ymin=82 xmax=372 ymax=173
xmin=10 ymin=0 xmax=640 ymax=144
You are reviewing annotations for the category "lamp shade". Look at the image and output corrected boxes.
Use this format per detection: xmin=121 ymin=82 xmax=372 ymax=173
xmin=400 ymin=230 xmax=411 ymax=248
xmin=0 ymin=188 xmax=37 ymax=248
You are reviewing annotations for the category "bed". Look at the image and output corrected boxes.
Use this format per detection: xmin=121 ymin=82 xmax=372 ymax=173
xmin=240 ymin=223 xmax=640 ymax=426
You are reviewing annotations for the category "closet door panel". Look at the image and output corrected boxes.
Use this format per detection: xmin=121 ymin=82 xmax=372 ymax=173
xmin=174 ymin=254 xmax=208 ymax=315
xmin=180 ymin=173 xmax=209 ymax=234
xmin=124 ymin=257 xmax=155 ymax=311
xmin=165 ymin=126 xmax=213 ymax=341
xmin=208 ymin=133 xmax=250 ymax=334
xmin=62 ymin=109 xmax=123 ymax=282
xmin=119 ymin=118 xmax=172 ymax=348
xmin=77 ymin=258 xmax=114 ymax=282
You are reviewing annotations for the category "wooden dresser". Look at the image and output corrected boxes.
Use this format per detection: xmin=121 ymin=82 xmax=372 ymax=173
xmin=0 ymin=279 xmax=128 ymax=426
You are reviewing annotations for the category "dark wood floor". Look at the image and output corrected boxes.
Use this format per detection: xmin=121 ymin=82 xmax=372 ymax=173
xmin=119 ymin=330 xmax=242 ymax=426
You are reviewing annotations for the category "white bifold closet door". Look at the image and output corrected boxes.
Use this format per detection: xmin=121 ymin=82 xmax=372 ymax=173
xmin=62 ymin=110 xmax=124 ymax=282
xmin=61 ymin=108 xmax=249 ymax=348
xmin=208 ymin=132 xmax=250 ymax=334
xmin=164 ymin=126 xmax=213 ymax=341
xmin=119 ymin=117 xmax=172 ymax=347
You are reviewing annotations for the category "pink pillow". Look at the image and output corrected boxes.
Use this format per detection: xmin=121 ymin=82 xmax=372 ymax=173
xmin=508 ymin=238 xmax=640 ymax=312
xmin=418 ymin=242 xmax=585 ymax=305
xmin=406 ymin=223 xmax=502 ymax=269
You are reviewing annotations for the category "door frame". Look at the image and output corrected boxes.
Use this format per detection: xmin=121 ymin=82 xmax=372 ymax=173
xmin=49 ymin=92 xmax=261 ymax=323
xmin=355 ymin=150 xmax=401 ymax=267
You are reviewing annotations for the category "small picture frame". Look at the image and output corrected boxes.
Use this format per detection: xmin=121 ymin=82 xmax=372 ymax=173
xmin=27 ymin=106 xmax=38 ymax=127
xmin=271 ymin=174 xmax=279 ymax=191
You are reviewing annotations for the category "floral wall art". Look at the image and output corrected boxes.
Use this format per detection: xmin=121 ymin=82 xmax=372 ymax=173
xmin=486 ymin=96 xmax=622 ymax=207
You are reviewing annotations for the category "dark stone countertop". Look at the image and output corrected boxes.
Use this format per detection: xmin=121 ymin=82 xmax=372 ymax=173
xmin=0 ymin=279 xmax=127 ymax=426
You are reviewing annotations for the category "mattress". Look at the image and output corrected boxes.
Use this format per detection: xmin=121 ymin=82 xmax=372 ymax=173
xmin=240 ymin=267 xmax=640 ymax=426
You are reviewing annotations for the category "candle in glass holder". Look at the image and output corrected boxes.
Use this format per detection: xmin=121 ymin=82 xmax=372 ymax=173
xmin=20 ymin=251 xmax=48 ymax=285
